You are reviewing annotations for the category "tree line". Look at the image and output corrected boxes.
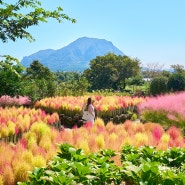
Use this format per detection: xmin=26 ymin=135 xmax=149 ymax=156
xmin=1 ymin=54 xmax=185 ymax=101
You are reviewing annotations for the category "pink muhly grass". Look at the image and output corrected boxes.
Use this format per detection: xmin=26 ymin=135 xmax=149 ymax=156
xmin=17 ymin=96 xmax=31 ymax=105
xmin=0 ymin=95 xmax=31 ymax=106
xmin=138 ymin=92 xmax=185 ymax=120
xmin=167 ymin=114 xmax=178 ymax=122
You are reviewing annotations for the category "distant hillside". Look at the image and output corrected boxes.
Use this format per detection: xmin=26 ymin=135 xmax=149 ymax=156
xmin=21 ymin=37 xmax=124 ymax=72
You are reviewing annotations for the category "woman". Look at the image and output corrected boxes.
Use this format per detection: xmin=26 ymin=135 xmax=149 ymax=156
xmin=82 ymin=97 xmax=95 ymax=124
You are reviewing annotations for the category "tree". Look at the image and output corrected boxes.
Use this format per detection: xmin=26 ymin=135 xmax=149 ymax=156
xmin=150 ymin=77 xmax=167 ymax=96
xmin=167 ymin=73 xmax=185 ymax=92
xmin=55 ymin=72 xmax=89 ymax=96
xmin=170 ymin=64 xmax=185 ymax=74
xmin=24 ymin=60 xmax=55 ymax=80
xmin=0 ymin=0 xmax=76 ymax=97
xmin=126 ymin=75 xmax=145 ymax=93
xmin=0 ymin=55 xmax=24 ymax=96
xmin=142 ymin=63 xmax=164 ymax=79
xmin=83 ymin=53 xmax=141 ymax=91
xmin=22 ymin=60 xmax=57 ymax=100
xmin=0 ymin=0 xmax=76 ymax=42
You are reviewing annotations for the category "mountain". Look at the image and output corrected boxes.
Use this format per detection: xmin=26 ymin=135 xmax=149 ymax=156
xmin=21 ymin=37 xmax=124 ymax=72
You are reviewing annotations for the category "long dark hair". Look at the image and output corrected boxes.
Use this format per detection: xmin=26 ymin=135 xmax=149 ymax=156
xmin=86 ymin=97 xmax=92 ymax=110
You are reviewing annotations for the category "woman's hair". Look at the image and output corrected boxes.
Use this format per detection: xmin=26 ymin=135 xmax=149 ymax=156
xmin=87 ymin=97 xmax=92 ymax=107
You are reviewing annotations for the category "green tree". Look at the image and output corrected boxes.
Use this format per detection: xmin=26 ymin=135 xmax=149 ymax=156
xmin=55 ymin=71 xmax=83 ymax=82
xmin=0 ymin=0 xmax=76 ymax=42
xmin=22 ymin=60 xmax=57 ymax=101
xmin=126 ymin=75 xmax=145 ymax=93
xmin=0 ymin=55 xmax=24 ymax=96
xmin=24 ymin=60 xmax=55 ymax=80
xmin=83 ymin=53 xmax=140 ymax=91
xmin=170 ymin=64 xmax=185 ymax=74
xmin=55 ymin=72 xmax=89 ymax=96
xmin=0 ymin=0 xmax=75 ymax=97
xmin=167 ymin=73 xmax=185 ymax=92
xmin=150 ymin=77 xmax=168 ymax=96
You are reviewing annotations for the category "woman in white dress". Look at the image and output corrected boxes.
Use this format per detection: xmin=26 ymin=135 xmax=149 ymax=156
xmin=82 ymin=97 xmax=95 ymax=124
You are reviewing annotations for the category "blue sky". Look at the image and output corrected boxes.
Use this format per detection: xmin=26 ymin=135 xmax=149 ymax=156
xmin=1 ymin=0 xmax=185 ymax=69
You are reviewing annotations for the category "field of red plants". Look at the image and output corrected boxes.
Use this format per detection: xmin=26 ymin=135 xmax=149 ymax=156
xmin=0 ymin=93 xmax=185 ymax=184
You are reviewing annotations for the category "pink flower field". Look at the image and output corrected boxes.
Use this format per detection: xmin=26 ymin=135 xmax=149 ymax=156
xmin=138 ymin=91 xmax=185 ymax=127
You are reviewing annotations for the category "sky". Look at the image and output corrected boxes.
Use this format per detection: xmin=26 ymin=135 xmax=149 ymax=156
xmin=1 ymin=0 xmax=185 ymax=69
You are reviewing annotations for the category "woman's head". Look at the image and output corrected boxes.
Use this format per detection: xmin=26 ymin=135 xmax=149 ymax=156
xmin=87 ymin=97 xmax=92 ymax=105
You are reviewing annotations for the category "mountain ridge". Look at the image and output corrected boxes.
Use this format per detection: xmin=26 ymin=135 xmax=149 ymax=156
xmin=21 ymin=37 xmax=124 ymax=72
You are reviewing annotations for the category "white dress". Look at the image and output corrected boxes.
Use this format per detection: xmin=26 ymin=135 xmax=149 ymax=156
xmin=87 ymin=104 xmax=95 ymax=124
xmin=82 ymin=104 xmax=95 ymax=124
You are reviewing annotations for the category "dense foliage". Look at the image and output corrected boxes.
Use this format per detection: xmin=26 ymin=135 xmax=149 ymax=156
xmin=83 ymin=53 xmax=141 ymax=91
xmin=149 ymin=76 xmax=167 ymax=96
xmin=20 ymin=143 xmax=185 ymax=185
xmin=167 ymin=73 xmax=185 ymax=92
xmin=0 ymin=56 xmax=24 ymax=96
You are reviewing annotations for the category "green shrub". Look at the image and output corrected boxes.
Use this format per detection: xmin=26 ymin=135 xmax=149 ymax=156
xmin=149 ymin=77 xmax=167 ymax=96
xmin=167 ymin=73 xmax=185 ymax=92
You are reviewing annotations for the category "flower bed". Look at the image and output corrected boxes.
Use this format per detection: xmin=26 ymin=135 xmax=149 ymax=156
xmin=34 ymin=95 xmax=145 ymax=125
xmin=0 ymin=106 xmax=59 ymax=142
xmin=1 ymin=118 xmax=185 ymax=184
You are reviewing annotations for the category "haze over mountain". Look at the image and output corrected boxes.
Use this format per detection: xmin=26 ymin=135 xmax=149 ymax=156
xmin=21 ymin=37 xmax=124 ymax=72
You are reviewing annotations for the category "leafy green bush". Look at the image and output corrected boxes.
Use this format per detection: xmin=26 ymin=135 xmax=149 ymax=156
xmin=20 ymin=144 xmax=185 ymax=185
xmin=121 ymin=145 xmax=185 ymax=185
xmin=19 ymin=143 xmax=122 ymax=185
xmin=149 ymin=77 xmax=167 ymax=96
xmin=167 ymin=73 xmax=185 ymax=92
